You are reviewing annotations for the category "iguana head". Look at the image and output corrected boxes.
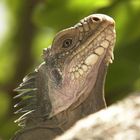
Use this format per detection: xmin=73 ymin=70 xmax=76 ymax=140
xmin=43 ymin=14 xmax=116 ymax=117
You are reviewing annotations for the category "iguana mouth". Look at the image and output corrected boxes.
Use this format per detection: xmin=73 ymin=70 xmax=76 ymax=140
xmin=62 ymin=15 xmax=115 ymax=94
xmin=61 ymin=25 xmax=115 ymax=101
xmin=66 ymin=25 xmax=115 ymax=81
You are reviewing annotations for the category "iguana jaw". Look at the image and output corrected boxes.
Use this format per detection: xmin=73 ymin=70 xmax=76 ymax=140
xmin=46 ymin=14 xmax=116 ymax=117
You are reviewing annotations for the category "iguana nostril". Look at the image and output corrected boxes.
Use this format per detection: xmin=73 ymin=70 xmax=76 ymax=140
xmin=92 ymin=17 xmax=100 ymax=22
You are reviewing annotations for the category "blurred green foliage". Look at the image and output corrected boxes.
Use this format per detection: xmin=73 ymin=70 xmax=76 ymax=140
xmin=0 ymin=0 xmax=140 ymax=139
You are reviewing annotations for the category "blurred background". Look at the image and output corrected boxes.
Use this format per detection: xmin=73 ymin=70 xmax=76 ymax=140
xmin=0 ymin=0 xmax=140 ymax=139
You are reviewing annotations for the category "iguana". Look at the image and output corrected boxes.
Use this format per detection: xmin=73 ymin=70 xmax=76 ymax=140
xmin=12 ymin=14 xmax=116 ymax=140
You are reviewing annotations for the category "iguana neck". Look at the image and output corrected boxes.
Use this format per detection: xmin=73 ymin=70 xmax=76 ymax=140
xmin=57 ymin=61 xmax=108 ymax=131
xmin=82 ymin=61 xmax=107 ymax=114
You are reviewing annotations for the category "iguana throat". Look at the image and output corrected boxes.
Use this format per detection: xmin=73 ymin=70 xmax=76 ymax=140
xmin=43 ymin=14 xmax=116 ymax=117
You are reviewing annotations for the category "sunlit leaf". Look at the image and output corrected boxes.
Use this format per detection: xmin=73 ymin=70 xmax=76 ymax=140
xmin=67 ymin=0 xmax=111 ymax=11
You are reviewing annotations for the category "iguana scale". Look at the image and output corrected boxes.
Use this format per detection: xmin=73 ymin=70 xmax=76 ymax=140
xmin=12 ymin=14 xmax=116 ymax=140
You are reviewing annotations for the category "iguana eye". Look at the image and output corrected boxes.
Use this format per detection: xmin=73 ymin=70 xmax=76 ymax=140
xmin=62 ymin=39 xmax=72 ymax=48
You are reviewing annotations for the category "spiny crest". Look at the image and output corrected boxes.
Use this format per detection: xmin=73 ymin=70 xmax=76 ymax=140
xmin=14 ymin=71 xmax=38 ymax=126
xmin=42 ymin=47 xmax=52 ymax=61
